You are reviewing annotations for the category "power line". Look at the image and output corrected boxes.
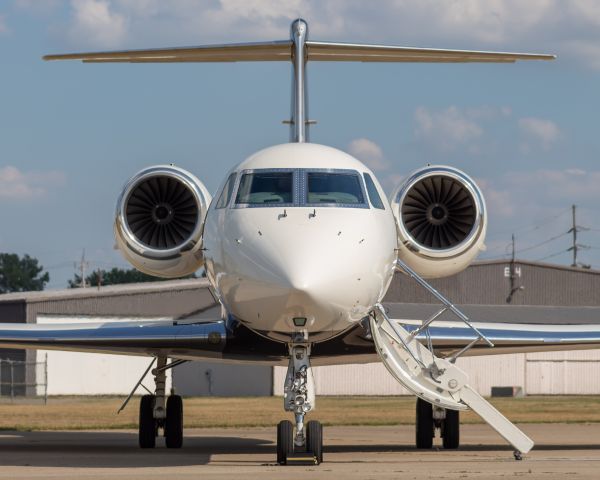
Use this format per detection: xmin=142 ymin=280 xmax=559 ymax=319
xmin=494 ymin=207 xmax=570 ymax=236
xmin=535 ymin=249 xmax=570 ymax=262
xmin=483 ymin=229 xmax=569 ymax=260
xmin=514 ymin=231 xmax=570 ymax=254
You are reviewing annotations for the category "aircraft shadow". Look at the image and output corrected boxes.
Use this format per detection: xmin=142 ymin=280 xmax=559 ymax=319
xmin=0 ymin=431 xmax=272 ymax=468
xmin=0 ymin=431 xmax=597 ymax=468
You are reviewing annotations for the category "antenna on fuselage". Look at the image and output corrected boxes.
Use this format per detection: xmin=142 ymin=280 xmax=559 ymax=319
xmin=44 ymin=19 xmax=555 ymax=144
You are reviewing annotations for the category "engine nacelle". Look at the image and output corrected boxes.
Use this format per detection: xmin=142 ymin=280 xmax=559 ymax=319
xmin=114 ymin=165 xmax=212 ymax=278
xmin=390 ymin=165 xmax=487 ymax=278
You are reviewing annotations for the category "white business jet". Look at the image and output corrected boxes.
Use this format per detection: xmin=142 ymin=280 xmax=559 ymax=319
xmin=3 ymin=18 xmax=596 ymax=465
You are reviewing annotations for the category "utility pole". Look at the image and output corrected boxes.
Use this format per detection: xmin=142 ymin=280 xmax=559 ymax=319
xmin=570 ymin=204 xmax=577 ymax=267
xmin=74 ymin=249 xmax=89 ymax=288
xmin=506 ymin=234 xmax=523 ymax=303
xmin=568 ymin=204 xmax=590 ymax=268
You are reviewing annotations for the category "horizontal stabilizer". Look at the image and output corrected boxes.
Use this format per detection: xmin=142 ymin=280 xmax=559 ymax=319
xmin=306 ymin=41 xmax=555 ymax=63
xmin=44 ymin=40 xmax=555 ymax=64
xmin=44 ymin=40 xmax=293 ymax=63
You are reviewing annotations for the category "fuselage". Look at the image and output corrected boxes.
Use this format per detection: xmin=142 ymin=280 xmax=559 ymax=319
xmin=203 ymin=143 xmax=398 ymax=342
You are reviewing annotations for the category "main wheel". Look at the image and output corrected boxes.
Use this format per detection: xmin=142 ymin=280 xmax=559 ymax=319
xmin=415 ymin=398 xmax=434 ymax=449
xmin=165 ymin=395 xmax=183 ymax=448
xmin=442 ymin=409 xmax=460 ymax=449
xmin=276 ymin=420 xmax=294 ymax=465
xmin=139 ymin=394 xmax=157 ymax=449
xmin=306 ymin=420 xmax=323 ymax=464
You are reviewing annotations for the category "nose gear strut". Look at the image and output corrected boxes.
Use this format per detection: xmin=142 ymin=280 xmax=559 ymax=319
xmin=277 ymin=341 xmax=323 ymax=465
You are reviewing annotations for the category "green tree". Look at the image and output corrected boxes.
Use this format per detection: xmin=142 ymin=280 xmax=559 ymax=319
xmin=0 ymin=253 xmax=50 ymax=293
xmin=68 ymin=267 xmax=196 ymax=288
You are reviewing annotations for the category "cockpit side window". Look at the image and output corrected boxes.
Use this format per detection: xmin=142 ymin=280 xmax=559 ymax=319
xmin=235 ymin=171 xmax=293 ymax=205
xmin=306 ymin=172 xmax=365 ymax=205
xmin=215 ymin=172 xmax=237 ymax=209
xmin=363 ymin=173 xmax=385 ymax=210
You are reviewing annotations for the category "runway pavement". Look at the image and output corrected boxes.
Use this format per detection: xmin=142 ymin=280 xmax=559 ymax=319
xmin=0 ymin=424 xmax=599 ymax=479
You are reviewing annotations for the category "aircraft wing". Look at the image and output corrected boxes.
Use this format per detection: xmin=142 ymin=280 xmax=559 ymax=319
xmin=0 ymin=318 xmax=226 ymax=359
xmin=1 ymin=315 xmax=597 ymax=364
xmin=399 ymin=319 xmax=600 ymax=357
xmin=43 ymin=40 xmax=554 ymax=64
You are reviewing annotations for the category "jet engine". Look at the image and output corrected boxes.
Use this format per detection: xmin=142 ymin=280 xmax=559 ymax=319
xmin=114 ymin=165 xmax=212 ymax=278
xmin=390 ymin=165 xmax=487 ymax=278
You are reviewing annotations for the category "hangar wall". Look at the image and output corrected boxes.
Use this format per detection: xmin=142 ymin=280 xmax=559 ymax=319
xmin=0 ymin=260 xmax=599 ymax=397
xmin=274 ymin=350 xmax=600 ymax=396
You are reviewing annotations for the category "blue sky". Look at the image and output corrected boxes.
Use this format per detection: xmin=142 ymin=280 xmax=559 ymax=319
xmin=1 ymin=0 xmax=600 ymax=288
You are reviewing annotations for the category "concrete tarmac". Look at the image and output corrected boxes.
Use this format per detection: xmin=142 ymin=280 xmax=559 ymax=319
xmin=0 ymin=424 xmax=599 ymax=479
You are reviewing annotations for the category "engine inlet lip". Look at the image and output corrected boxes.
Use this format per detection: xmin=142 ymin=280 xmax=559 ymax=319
xmin=115 ymin=165 xmax=207 ymax=259
xmin=395 ymin=166 xmax=486 ymax=259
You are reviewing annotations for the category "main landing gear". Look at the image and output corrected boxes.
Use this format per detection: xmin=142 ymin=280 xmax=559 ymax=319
xmin=277 ymin=341 xmax=323 ymax=465
xmin=136 ymin=357 xmax=184 ymax=449
xmin=415 ymin=398 xmax=459 ymax=449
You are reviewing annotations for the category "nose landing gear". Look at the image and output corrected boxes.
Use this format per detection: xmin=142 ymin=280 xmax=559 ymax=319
xmin=276 ymin=342 xmax=323 ymax=465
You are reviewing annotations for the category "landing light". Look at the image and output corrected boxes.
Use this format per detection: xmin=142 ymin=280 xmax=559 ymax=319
xmin=293 ymin=317 xmax=307 ymax=327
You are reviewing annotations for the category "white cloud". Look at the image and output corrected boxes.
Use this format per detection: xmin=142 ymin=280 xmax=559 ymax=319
xmin=347 ymin=138 xmax=389 ymax=171
xmin=518 ymin=117 xmax=561 ymax=150
xmin=0 ymin=166 xmax=66 ymax=200
xmin=414 ymin=106 xmax=483 ymax=151
xmin=69 ymin=0 xmax=127 ymax=47
xmin=477 ymin=178 xmax=517 ymax=218
xmin=478 ymin=167 xmax=600 ymax=225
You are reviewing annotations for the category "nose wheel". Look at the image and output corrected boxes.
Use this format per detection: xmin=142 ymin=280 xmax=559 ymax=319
xmin=306 ymin=420 xmax=323 ymax=464
xmin=276 ymin=420 xmax=294 ymax=464
xmin=277 ymin=419 xmax=323 ymax=465
xmin=277 ymin=341 xmax=323 ymax=465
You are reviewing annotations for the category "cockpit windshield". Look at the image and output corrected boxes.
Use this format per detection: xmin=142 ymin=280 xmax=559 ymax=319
xmin=231 ymin=168 xmax=368 ymax=208
xmin=306 ymin=172 xmax=365 ymax=205
xmin=235 ymin=171 xmax=293 ymax=205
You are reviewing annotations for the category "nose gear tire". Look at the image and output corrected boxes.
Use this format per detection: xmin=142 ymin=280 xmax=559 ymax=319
xmin=306 ymin=420 xmax=323 ymax=464
xmin=277 ymin=420 xmax=294 ymax=465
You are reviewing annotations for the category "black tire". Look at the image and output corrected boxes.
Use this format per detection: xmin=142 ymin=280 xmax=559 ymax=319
xmin=139 ymin=394 xmax=157 ymax=449
xmin=306 ymin=420 xmax=323 ymax=464
xmin=276 ymin=420 xmax=294 ymax=465
xmin=415 ymin=398 xmax=434 ymax=449
xmin=165 ymin=395 xmax=184 ymax=449
xmin=442 ymin=409 xmax=460 ymax=449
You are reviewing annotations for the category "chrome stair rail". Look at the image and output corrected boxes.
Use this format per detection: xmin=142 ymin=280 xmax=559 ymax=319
xmin=395 ymin=258 xmax=494 ymax=360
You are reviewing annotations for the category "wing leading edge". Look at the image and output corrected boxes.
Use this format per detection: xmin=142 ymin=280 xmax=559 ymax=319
xmin=398 ymin=319 xmax=600 ymax=357
xmin=0 ymin=319 xmax=226 ymax=359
